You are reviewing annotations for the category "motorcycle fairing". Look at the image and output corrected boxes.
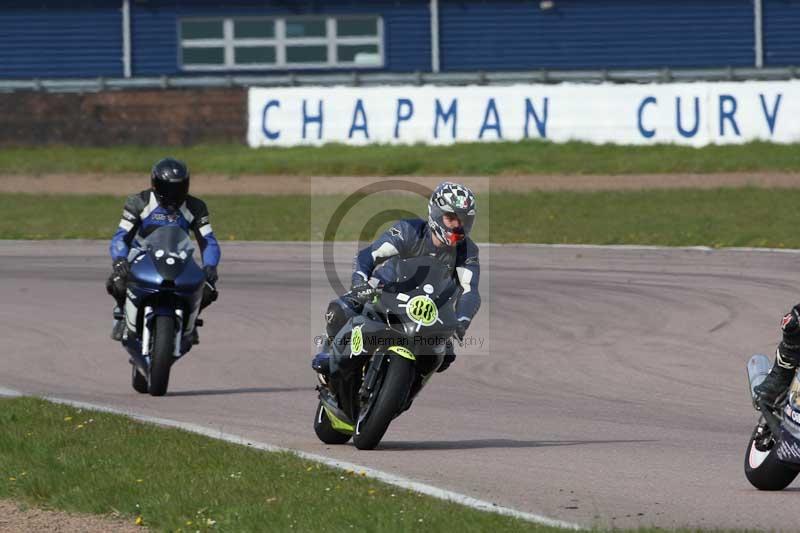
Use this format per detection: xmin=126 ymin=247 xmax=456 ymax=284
xmin=775 ymin=426 xmax=800 ymax=465
xmin=122 ymin=226 xmax=204 ymax=360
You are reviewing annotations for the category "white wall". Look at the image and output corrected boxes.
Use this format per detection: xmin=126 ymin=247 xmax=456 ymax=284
xmin=247 ymin=81 xmax=799 ymax=147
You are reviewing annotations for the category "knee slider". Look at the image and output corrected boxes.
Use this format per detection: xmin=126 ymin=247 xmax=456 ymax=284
xmin=107 ymin=274 xmax=126 ymax=303
xmin=325 ymin=300 xmax=350 ymax=339
xmin=201 ymin=284 xmax=218 ymax=309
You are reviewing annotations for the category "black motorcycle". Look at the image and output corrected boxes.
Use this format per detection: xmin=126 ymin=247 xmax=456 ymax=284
xmin=744 ymin=354 xmax=800 ymax=490
xmin=314 ymin=256 xmax=460 ymax=450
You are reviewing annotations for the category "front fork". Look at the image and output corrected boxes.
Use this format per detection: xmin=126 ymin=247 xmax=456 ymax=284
xmin=141 ymin=306 xmax=184 ymax=358
xmin=359 ymin=346 xmax=415 ymax=400
xmin=356 ymin=346 xmax=417 ymax=421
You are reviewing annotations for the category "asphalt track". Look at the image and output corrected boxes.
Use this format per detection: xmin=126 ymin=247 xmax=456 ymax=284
xmin=3 ymin=240 xmax=800 ymax=530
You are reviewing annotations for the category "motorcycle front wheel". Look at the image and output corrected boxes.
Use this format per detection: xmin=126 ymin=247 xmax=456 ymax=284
xmin=148 ymin=315 xmax=175 ymax=397
xmin=744 ymin=423 xmax=799 ymax=490
xmin=353 ymin=356 xmax=414 ymax=450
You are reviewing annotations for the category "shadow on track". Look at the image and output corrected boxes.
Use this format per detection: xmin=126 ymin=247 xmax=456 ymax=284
xmin=377 ymin=438 xmax=657 ymax=451
xmin=168 ymin=386 xmax=313 ymax=397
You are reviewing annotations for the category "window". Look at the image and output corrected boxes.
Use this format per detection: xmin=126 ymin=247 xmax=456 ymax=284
xmin=179 ymin=16 xmax=383 ymax=71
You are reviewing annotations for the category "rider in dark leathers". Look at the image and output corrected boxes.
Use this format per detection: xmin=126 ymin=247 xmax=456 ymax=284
xmin=755 ymin=306 xmax=800 ymax=405
xmin=313 ymin=182 xmax=480 ymax=374
xmin=106 ymin=158 xmax=221 ymax=342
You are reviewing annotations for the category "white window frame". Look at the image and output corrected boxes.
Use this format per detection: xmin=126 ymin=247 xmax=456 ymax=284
xmin=179 ymin=15 xmax=384 ymax=71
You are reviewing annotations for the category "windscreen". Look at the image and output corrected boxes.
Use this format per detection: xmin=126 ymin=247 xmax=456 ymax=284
xmin=386 ymin=256 xmax=456 ymax=301
xmin=137 ymin=225 xmax=195 ymax=257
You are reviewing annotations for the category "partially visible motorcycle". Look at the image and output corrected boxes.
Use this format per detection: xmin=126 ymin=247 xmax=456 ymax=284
xmin=116 ymin=225 xmax=206 ymax=396
xmin=744 ymin=354 xmax=800 ymax=490
xmin=314 ymin=256 xmax=460 ymax=450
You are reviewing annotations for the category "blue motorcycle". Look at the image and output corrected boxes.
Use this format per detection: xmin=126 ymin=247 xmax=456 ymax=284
xmin=119 ymin=225 xmax=205 ymax=396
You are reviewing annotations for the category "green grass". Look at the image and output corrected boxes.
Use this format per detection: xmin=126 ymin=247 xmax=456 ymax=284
xmin=0 ymin=194 xmax=310 ymax=241
xmin=0 ymin=397 xmax=551 ymax=532
xmin=1 ymin=189 xmax=798 ymax=248
xmin=2 ymin=141 xmax=800 ymax=176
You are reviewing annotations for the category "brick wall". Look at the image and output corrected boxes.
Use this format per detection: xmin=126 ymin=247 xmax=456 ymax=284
xmin=0 ymin=88 xmax=247 ymax=146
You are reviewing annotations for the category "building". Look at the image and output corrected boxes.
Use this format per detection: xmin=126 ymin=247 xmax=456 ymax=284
xmin=1 ymin=0 xmax=799 ymax=80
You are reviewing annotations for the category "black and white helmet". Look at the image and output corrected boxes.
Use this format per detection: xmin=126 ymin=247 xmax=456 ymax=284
xmin=428 ymin=182 xmax=476 ymax=246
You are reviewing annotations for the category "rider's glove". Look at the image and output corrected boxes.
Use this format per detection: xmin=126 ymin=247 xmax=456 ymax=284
xmin=112 ymin=258 xmax=130 ymax=278
xmin=351 ymin=277 xmax=383 ymax=302
xmin=779 ymin=306 xmax=800 ymax=365
xmin=203 ymin=265 xmax=218 ymax=285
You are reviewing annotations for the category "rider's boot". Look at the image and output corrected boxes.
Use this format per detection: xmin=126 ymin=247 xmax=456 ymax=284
xmin=436 ymin=339 xmax=456 ymax=373
xmin=188 ymin=318 xmax=204 ymax=346
xmin=436 ymin=351 xmax=456 ymax=373
xmin=110 ymin=306 xmax=125 ymax=341
xmin=311 ymin=335 xmax=332 ymax=376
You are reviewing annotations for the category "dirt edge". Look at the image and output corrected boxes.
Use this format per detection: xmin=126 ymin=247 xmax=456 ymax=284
xmin=2 ymin=172 xmax=800 ymax=195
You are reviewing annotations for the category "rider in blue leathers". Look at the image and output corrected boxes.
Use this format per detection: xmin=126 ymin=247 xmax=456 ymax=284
xmin=106 ymin=158 xmax=221 ymax=342
xmin=313 ymin=182 xmax=480 ymax=374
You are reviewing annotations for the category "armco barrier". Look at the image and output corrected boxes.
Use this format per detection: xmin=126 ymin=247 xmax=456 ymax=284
xmin=248 ymin=81 xmax=800 ymax=147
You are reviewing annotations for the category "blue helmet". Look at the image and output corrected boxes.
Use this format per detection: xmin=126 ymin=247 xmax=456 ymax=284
xmin=428 ymin=182 xmax=476 ymax=246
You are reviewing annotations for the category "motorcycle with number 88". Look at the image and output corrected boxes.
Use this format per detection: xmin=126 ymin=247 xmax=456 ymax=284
xmin=314 ymin=256 xmax=460 ymax=450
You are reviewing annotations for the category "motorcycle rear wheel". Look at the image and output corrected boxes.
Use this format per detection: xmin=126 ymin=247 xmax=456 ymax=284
xmin=148 ymin=315 xmax=175 ymax=397
xmin=744 ymin=424 xmax=799 ymax=490
xmin=353 ymin=356 xmax=414 ymax=450
xmin=313 ymin=402 xmax=352 ymax=445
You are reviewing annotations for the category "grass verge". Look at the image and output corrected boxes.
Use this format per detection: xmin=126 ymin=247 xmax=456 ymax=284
xmin=0 ymin=397 xmax=552 ymax=532
xmin=0 ymin=188 xmax=798 ymax=248
xmin=1 ymin=141 xmax=800 ymax=176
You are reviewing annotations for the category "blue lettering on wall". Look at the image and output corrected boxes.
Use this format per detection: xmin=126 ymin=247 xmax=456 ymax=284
xmin=479 ymin=98 xmax=503 ymax=139
xmin=675 ymin=96 xmax=700 ymax=138
xmin=759 ymin=93 xmax=782 ymax=135
xmin=434 ymin=98 xmax=458 ymax=139
xmin=394 ymin=98 xmax=414 ymax=139
xmin=718 ymin=95 xmax=741 ymax=136
xmin=637 ymin=97 xmax=657 ymax=139
xmin=302 ymin=100 xmax=323 ymax=140
xmin=524 ymin=97 xmax=549 ymax=139
xmin=261 ymin=100 xmax=280 ymax=140
xmin=348 ymin=99 xmax=369 ymax=139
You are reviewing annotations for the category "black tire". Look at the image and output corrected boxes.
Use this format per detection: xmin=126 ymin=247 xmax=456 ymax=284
xmin=313 ymin=402 xmax=352 ymax=445
xmin=131 ymin=364 xmax=148 ymax=394
xmin=148 ymin=315 xmax=175 ymax=397
xmin=744 ymin=425 xmax=799 ymax=491
xmin=353 ymin=356 xmax=414 ymax=450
